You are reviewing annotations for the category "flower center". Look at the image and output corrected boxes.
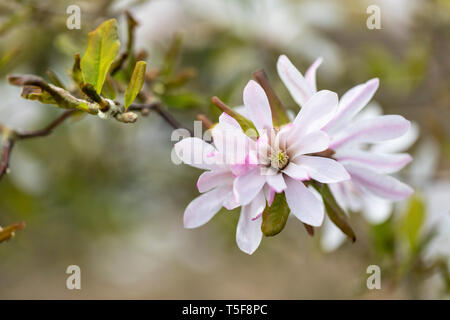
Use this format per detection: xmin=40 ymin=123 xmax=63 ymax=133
xmin=269 ymin=149 xmax=289 ymax=171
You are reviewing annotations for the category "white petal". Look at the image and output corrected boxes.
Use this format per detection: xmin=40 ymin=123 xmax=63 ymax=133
xmin=371 ymin=121 xmax=419 ymax=153
xmin=305 ymin=57 xmax=323 ymax=93
xmin=218 ymin=112 xmax=241 ymax=129
xmin=345 ymin=163 xmax=414 ymax=201
xmin=243 ymin=80 xmax=273 ymax=135
xmin=288 ymin=90 xmax=338 ymax=141
xmin=289 ymin=130 xmax=330 ymax=158
xmin=236 ymin=206 xmax=263 ymax=255
xmin=320 ymin=216 xmax=347 ymax=252
xmin=175 ymin=137 xmax=217 ymax=170
xmin=277 ymin=55 xmax=314 ymax=107
xmin=330 ymin=115 xmax=411 ymax=150
xmin=233 ymin=167 xmax=266 ymax=206
xmin=212 ymin=122 xmax=254 ymax=165
xmin=361 ymin=193 xmax=393 ymax=224
xmin=263 ymin=185 xmax=275 ymax=206
xmin=248 ymin=191 xmax=266 ymax=220
xmin=281 ymin=162 xmax=310 ymax=181
xmin=183 ymin=187 xmax=227 ymax=228
xmin=294 ymin=155 xmax=350 ymax=183
xmin=324 ymin=78 xmax=379 ymax=133
xmin=265 ymin=172 xmax=287 ymax=193
xmin=335 ymin=149 xmax=412 ymax=174
xmin=197 ymin=170 xmax=233 ymax=193
xmin=284 ymin=177 xmax=325 ymax=227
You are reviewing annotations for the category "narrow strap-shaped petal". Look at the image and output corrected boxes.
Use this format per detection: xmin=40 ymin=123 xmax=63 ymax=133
xmin=233 ymin=167 xmax=266 ymax=206
xmin=277 ymin=55 xmax=314 ymax=107
xmin=320 ymin=216 xmax=347 ymax=252
xmin=305 ymin=57 xmax=323 ymax=93
xmin=243 ymin=80 xmax=273 ymax=135
xmin=335 ymin=149 xmax=412 ymax=174
xmin=197 ymin=170 xmax=233 ymax=193
xmin=175 ymin=137 xmax=218 ymax=170
xmin=236 ymin=205 xmax=263 ymax=255
xmin=345 ymin=163 xmax=414 ymax=201
xmin=284 ymin=176 xmax=325 ymax=227
xmin=293 ymin=155 xmax=350 ymax=183
xmin=265 ymin=172 xmax=287 ymax=193
xmin=361 ymin=193 xmax=393 ymax=224
xmin=330 ymin=115 xmax=411 ymax=150
xmin=324 ymin=78 xmax=379 ymax=133
xmin=183 ymin=187 xmax=228 ymax=228
xmin=289 ymin=130 xmax=330 ymax=158
xmin=281 ymin=162 xmax=310 ymax=181
xmin=288 ymin=90 xmax=338 ymax=143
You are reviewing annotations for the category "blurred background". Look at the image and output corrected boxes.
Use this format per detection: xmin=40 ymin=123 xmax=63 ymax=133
xmin=0 ymin=0 xmax=449 ymax=299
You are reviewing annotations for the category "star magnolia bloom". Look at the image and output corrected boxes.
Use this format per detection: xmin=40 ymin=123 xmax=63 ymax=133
xmin=174 ymin=113 xmax=274 ymax=254
xmin=232 ymin=80 xmax=350 ymax=228
xmin=277 ymin=55 xmax=414 ymax=249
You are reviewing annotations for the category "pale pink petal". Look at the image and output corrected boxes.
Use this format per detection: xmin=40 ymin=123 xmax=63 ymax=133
xmin=335 ymin=149 xmax=412 ymax=174
xmin=233 ymin=167 xmax=266 ymax=206
xmin=371 ymin=122 xmax=419 ymax=154
xmin=236 ymin=205 xmax=263 ymax=255
xmin=243 ymin=80 xmax=273 ymax=135
xmin=219 ymin=112 xmax=241 ymax=129
xmin=263 ymin=185 xmax=275 ymax=206
xmin=265 ymin=172 xmax=287 ymax=193
xmin=361 ymin=193 xmax=393 ymax=224
xmin=212 ymin=123 xmax=254 ymax=165
xmin=324 ymin=78 xmax=379 ymax=133
xmin=305 ymin=57 xmax=323 ymax=93
xmin=289 ymin=130 xmax=330 ymax=158
xmin=284 ymin=176 xmax=325 ymax=226
xmin=320 ymin=216 xmax=347 ymax=252
xmin=330 ymin=115 xmax=411 ymax=150
xmin=248 ymin=191 xmax=266 ymax=220
xmin=197 ymin=170 xmax=233 ymax=193
xmin=175 ymin=137 xmax=218 ymax=170
xmin=277 ymin=55 xmax=314 ymax=107
xmin=183 ymin=187 xmax=227 ymax=228
xmin=288 ymin=90 xmax=338 ymax=142
xmin=294 ymin=155 xmax=350 ymax=183
xmin=223 ymin=190 xmax=240 ymax=210
xmin=345 ymin=163 xmax=414 ymax=201
xmin=281 ymin=162 xmax=310 ymax=181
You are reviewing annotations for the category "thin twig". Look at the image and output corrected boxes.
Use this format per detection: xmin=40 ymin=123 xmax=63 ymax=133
xmin=129 ymin=102 xmax=192 ymax=134
xmin=17 ymin=110 xmax=75 ymax=139
xmin=0 ymin=110 xmax=75 ymax=180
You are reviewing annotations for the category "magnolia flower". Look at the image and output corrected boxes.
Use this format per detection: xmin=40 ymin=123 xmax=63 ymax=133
xmin=175 ymin=112 xmax=275 ymax=254
xmin=277 ymin=55 xmax=414 ymax=250
xmin=175 ymin=78 xmax=351 ymax=254
xmin=232 ymin=80 xmax=350 ymax=229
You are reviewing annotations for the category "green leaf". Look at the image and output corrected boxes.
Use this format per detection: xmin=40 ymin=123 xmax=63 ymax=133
xmin=261 ymin=193 xmax=289 ymax=236
xmin=316 ymin=183 xmax=356 ymax=242
xmin=81 ymin=19 xmax=120 ymax=94
xmin=124 ymin=61 xmax=146 ymax=110
xmin=401 ymin=194 xmax=425 ymax=251
xmin=102 ymin=74 xmax=117 ymax=100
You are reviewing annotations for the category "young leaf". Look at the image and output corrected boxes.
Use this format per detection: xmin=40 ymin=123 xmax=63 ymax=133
xmin=261 ymin=193 xmax=290 ymax=236
xmin=81 ymin=19 xmax=120 ymax=94
xmin=124 ymin=61 xmax=146 ymax=110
